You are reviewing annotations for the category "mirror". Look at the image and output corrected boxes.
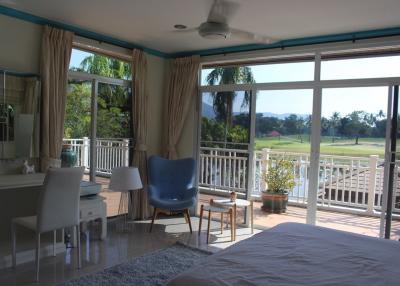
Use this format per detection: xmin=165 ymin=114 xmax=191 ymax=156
xmin=0 ymin=71 xmax=40 ymax=159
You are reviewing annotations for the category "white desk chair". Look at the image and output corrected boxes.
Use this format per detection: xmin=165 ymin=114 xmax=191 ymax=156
xmin=11 ymin=167 xmax=84 ymax=282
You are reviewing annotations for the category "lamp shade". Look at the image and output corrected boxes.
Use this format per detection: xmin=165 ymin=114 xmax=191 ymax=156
xmin=109 ymin=167 xmax=143 ymax=192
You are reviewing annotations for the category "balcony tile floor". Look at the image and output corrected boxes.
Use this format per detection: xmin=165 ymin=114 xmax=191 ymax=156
xmin=93 ymin=175 xmax=400 ymax=239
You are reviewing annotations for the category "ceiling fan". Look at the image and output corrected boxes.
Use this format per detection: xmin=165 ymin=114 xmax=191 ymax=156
xmin=174 ymin=0 xmax=276 ymax=44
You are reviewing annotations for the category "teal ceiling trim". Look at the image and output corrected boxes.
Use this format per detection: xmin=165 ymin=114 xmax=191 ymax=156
xmin=2 ymin=4 xmax=400 ymax=60
xmin=171 ymin=26 xmax=400 ymax=58
xmin=0 ymin=5 xmax=169 ymax=58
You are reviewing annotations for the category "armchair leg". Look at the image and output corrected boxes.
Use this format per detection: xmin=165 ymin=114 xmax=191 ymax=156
xmin=149 ymin=208 xmax=158 ymax=233
xmin=198 ymin=205 xmax=204 ymax=234
xmin=185 ymin=209 xmax=193 ymax=234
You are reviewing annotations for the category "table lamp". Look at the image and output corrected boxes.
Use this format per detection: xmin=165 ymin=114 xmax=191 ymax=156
xmin=109 ymin=167 xmax=143 ymax=229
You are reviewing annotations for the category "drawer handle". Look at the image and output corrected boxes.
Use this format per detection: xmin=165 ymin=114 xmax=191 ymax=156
xmin=88 ymin=211 xmax=93 ymax=215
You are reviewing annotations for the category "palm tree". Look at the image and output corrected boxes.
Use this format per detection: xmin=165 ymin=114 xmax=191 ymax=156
xmin=329 ymin=112 xmax=341 ymax=143
xmin=77 ymin=54 xmax=131 ymax=80
xmin=206 ymin=67 xmax=255 ymax=127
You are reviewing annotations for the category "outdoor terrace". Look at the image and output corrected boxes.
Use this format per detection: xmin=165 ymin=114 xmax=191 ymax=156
xmin=66 ymin=138 xmax=400 ymax=240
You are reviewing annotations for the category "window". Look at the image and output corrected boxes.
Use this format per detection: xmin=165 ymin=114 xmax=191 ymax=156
xmin=321 ymin=55 xmax=400 ymax=80
xmin=69 ymin=48 xmax=131 ymax=80
xmin=201 ymin=60 xmax=314 ymax=85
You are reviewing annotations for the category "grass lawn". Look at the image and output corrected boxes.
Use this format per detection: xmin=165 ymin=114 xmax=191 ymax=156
xmin=255 ymin=135 xmax=385 ymax=157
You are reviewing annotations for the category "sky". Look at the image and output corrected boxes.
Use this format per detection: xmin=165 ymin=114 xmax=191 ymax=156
xmin=70 ymin=49 xmax=397 ymax=118
xmin=201 ymin=55 xmax=400 ymax=118
xmin=69 ymin=49 xmax=93 ymax=69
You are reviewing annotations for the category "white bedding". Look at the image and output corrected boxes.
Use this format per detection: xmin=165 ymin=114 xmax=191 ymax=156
xmin=167 ymin=223 xmax=400 ymax=286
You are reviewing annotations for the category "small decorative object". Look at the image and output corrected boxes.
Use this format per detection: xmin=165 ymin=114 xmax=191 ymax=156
xmin=61 ymin=144 xmax=77 ymax=167
xmin=230 ymin=191 xmax=237 ymax=202
xmin=262 ymin=159 xmax=296 ymax=213
xmin=22 ymin=160 xmax=35 ymax=174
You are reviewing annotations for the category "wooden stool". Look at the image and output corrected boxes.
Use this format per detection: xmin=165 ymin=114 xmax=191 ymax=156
xmin=199 ymin=203 xmax=234 ymax=244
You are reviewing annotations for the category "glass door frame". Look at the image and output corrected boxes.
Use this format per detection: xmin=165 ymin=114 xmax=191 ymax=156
xmin=198 ymin=51 xmax=400 ymax=228
xmin=68 ymin=70 xmax=131 ymax=182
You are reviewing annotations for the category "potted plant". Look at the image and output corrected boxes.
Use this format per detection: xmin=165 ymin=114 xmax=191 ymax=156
xmin=261 ymin=159 xmax=296 ymax=213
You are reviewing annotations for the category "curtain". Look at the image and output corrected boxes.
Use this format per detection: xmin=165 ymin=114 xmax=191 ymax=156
xmin=165 ymin=55 xmax=200 ymax=159
xmin=39 ymin=26 xmax=74 ymax=171
xmin=23 ymin=78 xmax=41 ymax=158
xmin=130 ymin=49 xmax=151 ymax=219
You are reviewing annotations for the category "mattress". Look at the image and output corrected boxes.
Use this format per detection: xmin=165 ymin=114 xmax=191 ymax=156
xmin=167 ymin=223 xmax=400 ymax=286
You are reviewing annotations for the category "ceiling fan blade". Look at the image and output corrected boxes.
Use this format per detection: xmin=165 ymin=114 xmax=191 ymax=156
xmin=230 ymin=28 xmax=276 ymax=44
xmin=207 ymin=0 xmax=239 ymax=24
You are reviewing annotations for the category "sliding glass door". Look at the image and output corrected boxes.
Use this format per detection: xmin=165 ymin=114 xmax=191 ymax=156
xmin=198 ymin=90 xmax=251 ymax=223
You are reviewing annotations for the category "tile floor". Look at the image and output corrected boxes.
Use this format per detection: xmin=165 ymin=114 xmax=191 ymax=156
xmin=0 ymin=215 xmax=256 ymax=286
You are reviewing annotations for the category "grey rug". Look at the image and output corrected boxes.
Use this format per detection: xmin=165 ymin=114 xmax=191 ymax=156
xmin=59 ymin=243 xmax=211 ymax=286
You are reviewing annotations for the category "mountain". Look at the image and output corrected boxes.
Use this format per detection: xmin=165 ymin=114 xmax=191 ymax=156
xmin=202 ymin=102 xmax=215 ymax=119
xmin=259 ymin=112 xmax=310 ymax=119
xmin=202 ymin=102 xmax=310 ymax=120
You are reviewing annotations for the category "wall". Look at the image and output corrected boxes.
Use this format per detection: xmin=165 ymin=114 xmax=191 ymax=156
xmin=0 ymin=14 xmax=42 ymax=74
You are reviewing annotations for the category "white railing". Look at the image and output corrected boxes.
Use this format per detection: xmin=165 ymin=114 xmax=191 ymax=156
xmin=62 ymin=137 xmax=130 ymax=176
xmin=199 ymin=147 xmax=400 ymax=215
xmin=199 ymin=147 xmax=249 ymax=194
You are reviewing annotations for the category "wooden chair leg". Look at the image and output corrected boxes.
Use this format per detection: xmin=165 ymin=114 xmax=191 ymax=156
xmin=230 ymin=209 xmax=234 ymax=242
xmin=35 ymin=233 xmax=40 ymax=282
xmin=220 ymin=212 xmax=223 ymax=234
xmin=207 ymin=210 xmax=211 ymax=244
xmin=198 ymin=205 xmax=204 ymax=235
xmin=185 ymin=209 xmax=193 ymax=234
xmin=149 ymin=208 xmax=158 ymax=233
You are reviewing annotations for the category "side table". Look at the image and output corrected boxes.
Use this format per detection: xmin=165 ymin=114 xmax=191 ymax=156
xmin=211 ymin=198 xmax=254 ymax=240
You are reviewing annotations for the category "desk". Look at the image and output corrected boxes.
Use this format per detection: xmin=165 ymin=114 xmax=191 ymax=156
xmin=0 ymin=173 xmax=107 ymax=268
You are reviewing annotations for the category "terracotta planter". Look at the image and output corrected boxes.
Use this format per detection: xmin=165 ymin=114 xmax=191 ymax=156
xmin=261 ymin=191 xmax=288 ymax=214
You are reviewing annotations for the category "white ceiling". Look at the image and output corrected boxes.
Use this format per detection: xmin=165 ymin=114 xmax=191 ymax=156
xmin=2 ymin=0 xmax=400 ymax=54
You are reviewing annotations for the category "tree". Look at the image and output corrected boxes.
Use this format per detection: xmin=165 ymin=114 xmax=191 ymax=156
xmin=64 ymin=54 xmax=132 ymax=139
xmin=329 ymin=112 xmax=341 ymax=143
xmin=206 ymin=67 xmax=255 ymax=127
xmin=342 ymin=111 xmax=372 ymax=144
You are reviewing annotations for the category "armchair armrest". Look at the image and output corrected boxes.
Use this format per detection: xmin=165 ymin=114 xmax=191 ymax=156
xmin=182 ymin=187 xmax=198 ymax=200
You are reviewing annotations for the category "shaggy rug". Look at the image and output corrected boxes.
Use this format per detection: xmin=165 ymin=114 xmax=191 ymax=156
xmin=59 ymin=243 xmax=211 ymax=286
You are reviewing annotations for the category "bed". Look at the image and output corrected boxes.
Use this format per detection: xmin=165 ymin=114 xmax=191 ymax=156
xmin=167 ymin=223 xmax=400 ymax=286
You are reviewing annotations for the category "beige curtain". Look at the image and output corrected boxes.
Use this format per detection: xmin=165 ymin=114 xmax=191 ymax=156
xmin=23 ymin=78 xmax=41 ymax=157
xmin=165 ymin=55 xmax=200 ymax=159
xmin=40 ymin=26 xmax=74 ymax=171
xmin=130 ymin=49 xmax=151 ymax=219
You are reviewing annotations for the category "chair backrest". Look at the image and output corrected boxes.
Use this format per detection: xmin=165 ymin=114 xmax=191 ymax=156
xmin=148 ymin=156 xmax=196 ymax=199
xmin=37 ymin=167 xmax=84 ymax=233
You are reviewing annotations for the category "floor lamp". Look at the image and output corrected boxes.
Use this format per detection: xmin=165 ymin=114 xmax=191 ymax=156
xmin=109 ymin=167 xmax=143 ymax=230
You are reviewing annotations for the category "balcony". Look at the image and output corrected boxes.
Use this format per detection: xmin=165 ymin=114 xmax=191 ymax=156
xmin=62 ymin=138 xmax=400 ymax=239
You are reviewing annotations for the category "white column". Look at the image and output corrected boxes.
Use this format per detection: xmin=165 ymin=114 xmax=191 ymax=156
xmin=261 ymin=148 xmax=270 ymax=191
xmin=367 ymin=155 xmax=379 ymax=215
xmin=82 ymin=137 xmax=89 ymax=168
xmin=306 ymin=53 xmax=322 ymax=225
xmin=123 ymin=139 xmax=130 ymax=167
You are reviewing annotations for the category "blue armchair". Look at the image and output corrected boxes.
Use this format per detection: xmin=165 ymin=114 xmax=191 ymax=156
xmin=148 ymin=156 xmax=198 ymax=233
